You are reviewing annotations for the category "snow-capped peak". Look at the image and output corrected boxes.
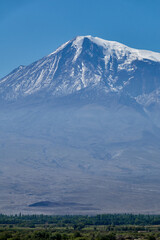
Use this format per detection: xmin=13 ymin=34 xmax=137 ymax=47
xmin=71 ymin=35 xmax=160 ymax=63
xmin=44 ymin=35 xmax=160 ymax=63
xmin=1 ymin=35 xmax=160 ymax=102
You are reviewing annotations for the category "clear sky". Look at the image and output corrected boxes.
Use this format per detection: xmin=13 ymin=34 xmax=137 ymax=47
xmin=0 ymin=0 xmax=160 ymax=78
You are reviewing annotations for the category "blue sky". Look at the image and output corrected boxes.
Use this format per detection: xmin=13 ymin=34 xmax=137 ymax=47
xmin=0 ymin=0 xmax=160 ymax=78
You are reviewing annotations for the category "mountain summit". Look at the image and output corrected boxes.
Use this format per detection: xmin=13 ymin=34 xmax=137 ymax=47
xmin=1 ymin=35 xmax=160 ymax=106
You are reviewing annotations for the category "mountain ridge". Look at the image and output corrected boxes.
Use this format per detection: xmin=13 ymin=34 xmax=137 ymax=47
xmin=1 ymin=35 xmax=160 ymax=105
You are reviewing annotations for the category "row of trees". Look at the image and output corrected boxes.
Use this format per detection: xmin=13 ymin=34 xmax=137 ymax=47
xmin=1 ymin=214 xmax=160 ymax=226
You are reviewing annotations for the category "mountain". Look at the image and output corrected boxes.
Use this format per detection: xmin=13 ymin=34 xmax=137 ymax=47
xmin=0 ymin=36 xmax=160 ymax=215
xmin=1 ymin=35 xmax=160 ymax=107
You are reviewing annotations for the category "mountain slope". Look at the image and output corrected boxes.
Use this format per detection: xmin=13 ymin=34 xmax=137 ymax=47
xmin=1 ymin=36 xmax=160 ymax=214
xmin=1 ymin=36 xmax=160 ymax=105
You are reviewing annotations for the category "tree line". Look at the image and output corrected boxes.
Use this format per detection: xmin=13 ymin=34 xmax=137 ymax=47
xmin=1 ymin=214 xmax=160 ymax=226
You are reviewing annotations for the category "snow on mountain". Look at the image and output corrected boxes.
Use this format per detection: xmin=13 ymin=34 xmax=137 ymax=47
xmin=1 ymin=35 xmax=160 ymax=104
xmin=1 ymin=36 xmax=160 ymax=215
xmin=72 ymin=35 xmax=160 ymax=63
